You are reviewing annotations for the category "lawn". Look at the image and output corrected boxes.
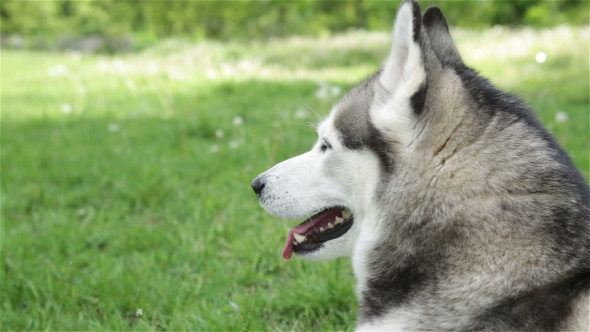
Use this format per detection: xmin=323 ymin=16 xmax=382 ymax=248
xmin=1 ymin=26 xmax=588 ymax=330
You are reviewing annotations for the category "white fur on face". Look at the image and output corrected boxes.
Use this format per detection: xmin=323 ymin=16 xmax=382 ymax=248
xmin=257 ymin=112 xmax=381 ymax=260
xmin=257 ymin=149 xmax=347 ymax=221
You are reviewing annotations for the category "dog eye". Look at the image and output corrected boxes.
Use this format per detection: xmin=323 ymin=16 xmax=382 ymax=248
xmin=320 ymin=139 xmax=332 ymax=152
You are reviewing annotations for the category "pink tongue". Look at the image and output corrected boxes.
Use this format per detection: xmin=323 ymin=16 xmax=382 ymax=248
xmin=281 ymin=208 xmax=343 ymax=259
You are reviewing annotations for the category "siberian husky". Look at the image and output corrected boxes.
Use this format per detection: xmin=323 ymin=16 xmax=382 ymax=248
xmin=251 ymin=1 xmax=590 ymax=330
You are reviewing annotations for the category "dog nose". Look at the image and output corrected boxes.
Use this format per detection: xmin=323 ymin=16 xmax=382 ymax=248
xmin=251 ymin=176 xmax=265 ymax=197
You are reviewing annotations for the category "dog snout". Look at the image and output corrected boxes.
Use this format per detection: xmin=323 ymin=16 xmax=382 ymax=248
xmin=251 ymin=176 xmax=266 ymax=198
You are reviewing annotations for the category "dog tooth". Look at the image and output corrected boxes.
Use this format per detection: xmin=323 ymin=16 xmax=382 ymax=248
xmin=328 ymin=222 xmax=334 ymax=229
xmin=293 ymin=241 xmax=297 ymax=245
xmin=320 ymin=227 xmax=325 ymax=232
xmin=335 ymin=216 xmax=343 ymax=224
xmin=342 ymin=208 xmax=352 ymax=219
xmin=293 ymin=233 xmax=306 ymax=243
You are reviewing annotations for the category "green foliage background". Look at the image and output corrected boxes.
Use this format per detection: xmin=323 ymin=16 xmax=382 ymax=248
xmin=2 ymin=0 xmax=589 ymax=41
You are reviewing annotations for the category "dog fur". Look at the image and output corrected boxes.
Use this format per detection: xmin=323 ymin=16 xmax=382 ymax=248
xmin=252 ymin=1 xmax=590 ymax=330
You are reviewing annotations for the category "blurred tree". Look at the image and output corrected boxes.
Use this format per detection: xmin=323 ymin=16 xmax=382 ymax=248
xmin=1 ymin=0 xmax=60 ymax=36
xmin=0 ymin=0 xmax=587 ymax=44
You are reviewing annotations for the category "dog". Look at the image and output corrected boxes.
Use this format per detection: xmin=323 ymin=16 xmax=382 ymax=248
xmin=251 ymin=1 xmax=590 ymax=330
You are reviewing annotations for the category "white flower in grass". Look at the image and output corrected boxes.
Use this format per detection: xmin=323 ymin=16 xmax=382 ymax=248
xmin=294 ymin=109 xmax=308 ymax=119
xmin=229 ymin=140 xmax=241 ymax=149
xmin=535 ymin=52 xmax=547 ymax=64
xmin=61 ymin=104 xmax=72 ymax=114
xmin=183 ymin=55 xmax=194 ymax=66
xmin=229 ymin=302 xmax=239 ymax=311
xmin=232 ymin=116 xmax=244 ymax=127
xmin=48 ymin=64 xmax=68 ymax=77
xmin=112 ymin=59 xmax=127 ymax=74
xmin=330 ymin=85 xmax=342 ymax=96
xmin=69 ymin=51 xmax=82 ymax=61
xmin=315 ymin=87 xmax=328 ymax=100
xmin=210 ymin=145 xmax=220 ymax=153
xmin=97 ymin=61 xmax=109 ymax=73
xmin=315 ymin=81 xmax=341 ymax=100
xmin=108 ymin=123 xmax=120 ymax=132
xmin=221 ymin=64 xmax=234 ymax=77
xmin=205 ymin=69 xmax=218 ymax=79
xmin=215 ymin=129 xmax=225 ymax=138
xmin=555 ymin=111 xmax=568 ymax=123
xmin=168 ymin=70 xmax=185 ymax=81
xmin=136 ymin=308 xmax=142 ymax=316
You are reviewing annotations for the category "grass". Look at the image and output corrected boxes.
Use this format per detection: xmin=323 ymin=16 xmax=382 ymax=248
xmin=1 ymin=26 xmax=588 ymax=331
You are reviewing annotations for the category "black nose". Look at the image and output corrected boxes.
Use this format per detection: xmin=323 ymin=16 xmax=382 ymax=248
xmin=251 ymin=176 xmax=265 ymax=197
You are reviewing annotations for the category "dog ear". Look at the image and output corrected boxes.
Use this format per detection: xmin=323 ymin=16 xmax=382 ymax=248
xmin=379 ymin=0 xmax=427 ymax=117
xmin=422 ymin=6 xmax=463 ymax=66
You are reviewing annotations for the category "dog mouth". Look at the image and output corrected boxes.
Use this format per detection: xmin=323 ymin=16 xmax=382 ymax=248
xmin=282 ymin=207 xmax=354 ymax=259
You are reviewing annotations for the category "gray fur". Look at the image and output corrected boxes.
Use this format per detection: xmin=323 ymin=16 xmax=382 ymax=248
xmin=358 ymin=2 xmax=590 ymax=330
xmin=334 ymin=71 xmax=394 ymax=174
xmin=422 ymin=6 xmax=463 ymax=65
xmin=253 ymin=0 xmax=590 ymax=330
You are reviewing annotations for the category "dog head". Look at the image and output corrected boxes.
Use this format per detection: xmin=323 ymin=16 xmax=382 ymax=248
xmin=252 ymin=0 xmax=468 ymax=261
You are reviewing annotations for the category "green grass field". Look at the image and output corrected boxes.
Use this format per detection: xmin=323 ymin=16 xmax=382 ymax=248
xmin=2 ymin=26 xmax=588 ymax=330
